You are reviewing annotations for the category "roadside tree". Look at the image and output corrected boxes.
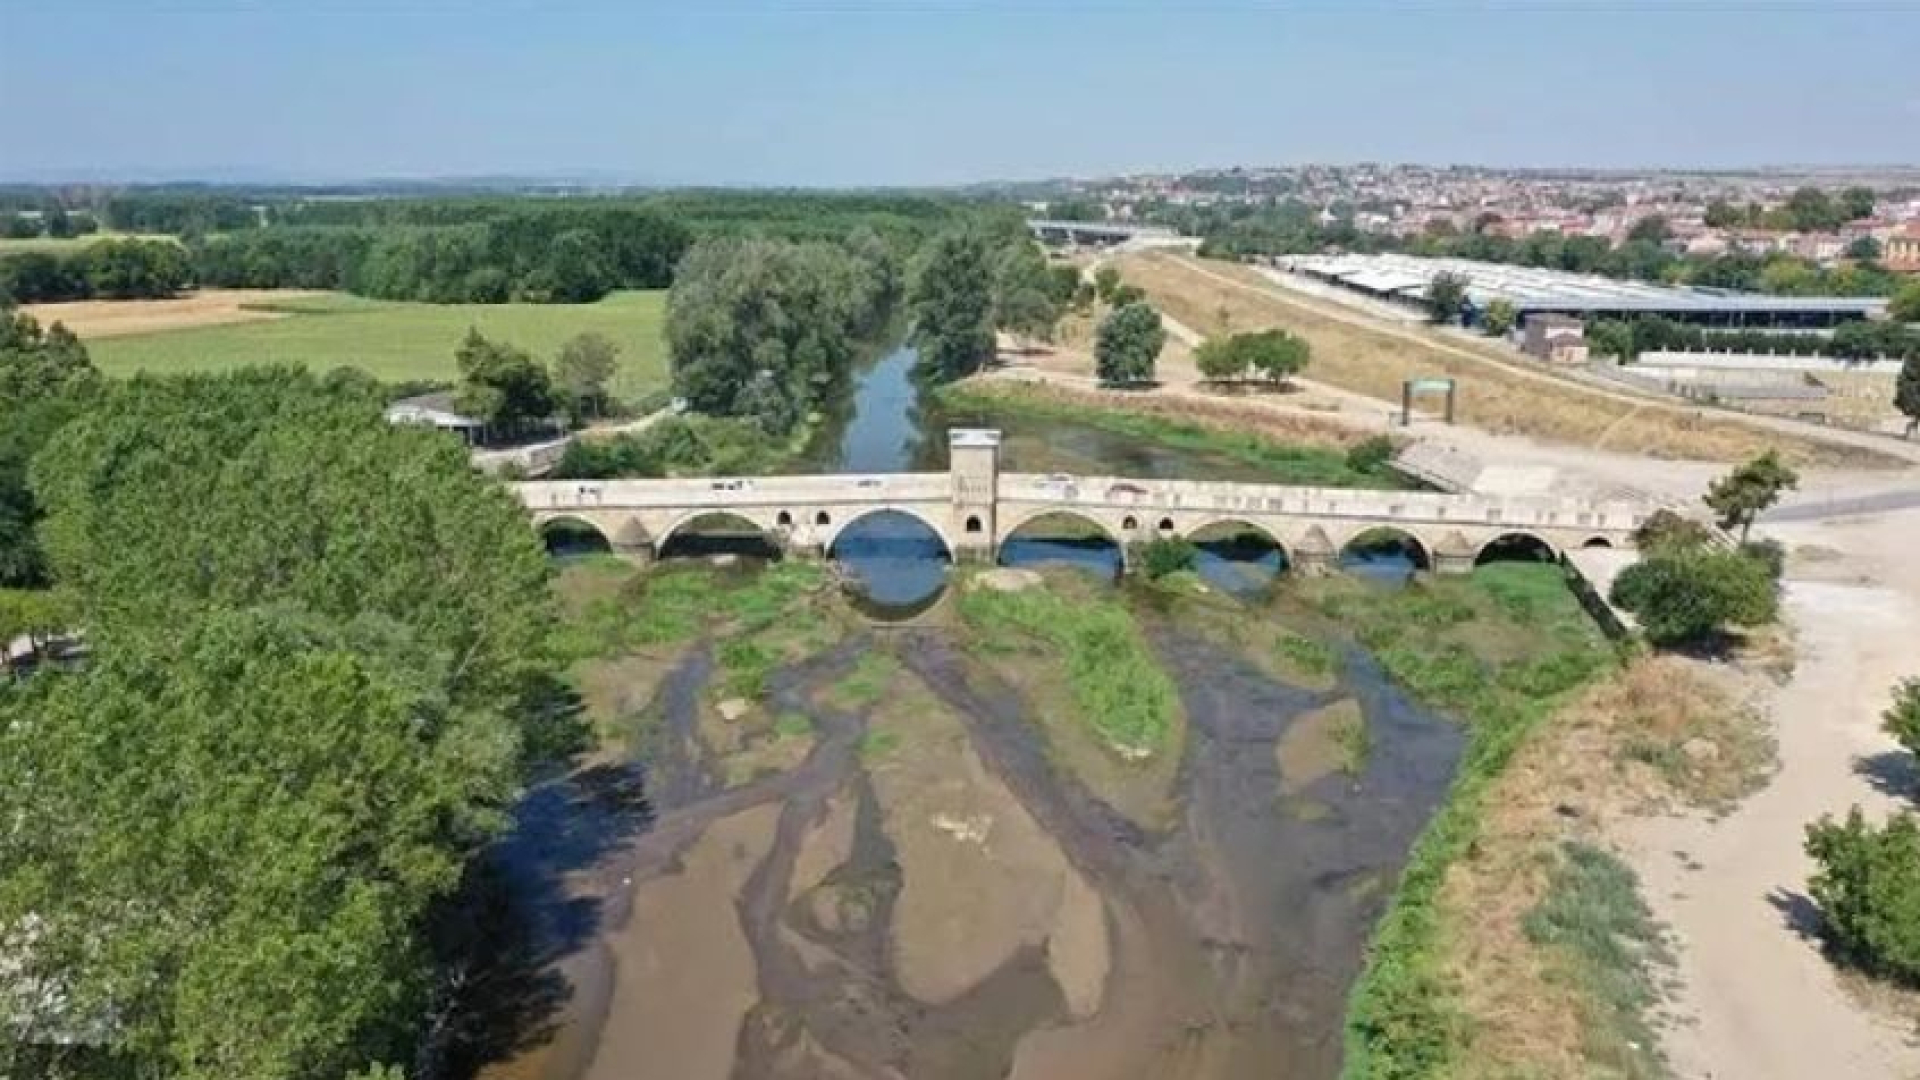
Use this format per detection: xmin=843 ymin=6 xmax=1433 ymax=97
xmin=1425 ymin=272 xmax=1469 ymax=324
xmin=1703 ymin=450 xmax=1798 ymax=542
xmin=1899 ymin=354 xmax=1920 ymax=439
xmin=1481 ymin=299 xmax=1518 ymax=337
xmin=1094 ymin=302 xmax=1165 ymax=386
xmin=454 ymin=328 xmax=556 ymax=437
xmin=1894 ymin=281 xmax=1920 ymax=324
xmin=553 ymin=331 xmax=620 ymax=423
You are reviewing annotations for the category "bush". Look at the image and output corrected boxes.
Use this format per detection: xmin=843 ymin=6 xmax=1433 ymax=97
xmin=1805 ymin=809 xmax=1920 ymax=983
xmin=1631 ymin=508 xmax=1716 ymax=554
xmin=1345 ymin=435 xmax=1397 ymax=475
xmin=1610 ymin=550 xmax=1777 ymax=647
xmin=1885 ymin=678 xmax=1920 ymax=761
xmin=1140 ymin=536 xmax=1197 ymax=579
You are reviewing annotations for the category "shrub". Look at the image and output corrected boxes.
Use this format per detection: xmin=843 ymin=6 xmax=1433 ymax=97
xmin=1140 ymin=536 xmax=1198 ymax=579
xmin=1631 ymin=508 xmax=1717 ymax=554
xmin=1345 ymin=435 xmax=1397 ymax=475
xmin=1610 ymin=550 xmax=1777 ymax=647
xmin=1805 ymin=809 xmax=1920 ymax=983
xmin=1885 ymin=678 xmax=1920 ymax=760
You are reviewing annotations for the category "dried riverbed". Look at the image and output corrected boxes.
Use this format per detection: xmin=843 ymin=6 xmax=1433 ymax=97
xmin=462 ymin=560 xmax=1463 ymax=1080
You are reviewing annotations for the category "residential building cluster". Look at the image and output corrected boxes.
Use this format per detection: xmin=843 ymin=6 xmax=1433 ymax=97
xmin=1039 ymin=165 xmax=1920 ymax=271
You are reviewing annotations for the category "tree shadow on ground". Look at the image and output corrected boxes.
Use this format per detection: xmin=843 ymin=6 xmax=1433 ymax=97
xmin=1765 ymin=887 xmax=1826 ymax=944
xmin=433 ymin=761 xmax=655 ymax=1077
xmin=1853 ymin=750 xmax=1919 ymax=800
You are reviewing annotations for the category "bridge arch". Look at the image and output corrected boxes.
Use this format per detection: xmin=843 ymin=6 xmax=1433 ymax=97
xmin=534 ymin=514 xmax=614 ymax=556
xmin=821 ymin=506 xmax=957 ymax=560
xmin=656 ymin=509 xmax=783 ymax=560
xmin=997 ymin=507 xmax=1128 ymax=572
xmin=1186 ymin=518 xmax=1295 ymax=570
xmin=1337 ymin=525 xmax=1433 ymax=571
xmin=1474 ymin=530 xmax=1560 ymax=566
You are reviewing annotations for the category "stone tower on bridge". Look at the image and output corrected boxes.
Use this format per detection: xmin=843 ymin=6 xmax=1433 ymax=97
xmin=947 ymin=428 xmax=1000 ymax=562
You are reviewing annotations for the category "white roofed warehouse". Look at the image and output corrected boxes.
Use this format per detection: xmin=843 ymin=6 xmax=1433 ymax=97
xmin=1278 ymin=253 xmax=1887 ymax=330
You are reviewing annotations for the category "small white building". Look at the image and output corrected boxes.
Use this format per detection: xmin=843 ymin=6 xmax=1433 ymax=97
xmin=384 ymin=392 xmax=484 ymax=445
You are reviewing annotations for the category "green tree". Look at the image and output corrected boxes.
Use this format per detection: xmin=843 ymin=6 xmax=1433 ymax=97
xmin=1239 ymin=328 xmax=1311 ymax=385
xmin=1093 ymin=263 xmax=1122 ymax=303
xmin=1194 ymin=336 xmax=1247 ymax=383
xmin=1891 ymin=281 xmax=1920 ymax=324
xmin=30 ymin=367 xmax=553 ymax=713
xmin=1704 ymin=450 xmax=1799 ymax=542
xmin=1626 ymin=215 xmax=1671 ymax=245
xmin=909 ymin=228 xmax=997 ymax=382
xmin=0 ymin=306 xmax=96 ymax=588
xmin=1481 ymin=298 xmax=1519 ymax=337
xmin=1805 ymin=809 xmax=1920 ymax=983
xmin=1609 ymin=549 xmax=1779 ymax=647
xmin=553 ymin=331 xmax=620 ymax=422
xmin=1107 ymin=282 xmax=1147 ymax=308
xmin=1841 ymin=186 xmax=1878 ymax=221
xmin=1884 ymin=678 xmax=1920 ymax=759
xmin=1425 ymin=271 xmax=1469 ymax=324
xmin=992 ymin=241 xmax=1062 ymax=345
xmin=42 ymin=206 xmax=74 ymax=239
xmin=1631 ymin=508 xmax=1717 ymax=554
xmin=453 ymin=328 xmax=556 ymax=437
xmin=1846 ymin=236 xmax=1883 ymax=261
xmin=1898 ymin=354 xmax=1920 ymax=439
xmin=1094 ymin=302 xmax=1166 ymax=385
xmin=0 ymin=604 xmax=523 ymax=1080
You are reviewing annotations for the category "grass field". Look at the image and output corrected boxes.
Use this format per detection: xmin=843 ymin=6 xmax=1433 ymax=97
xmin=0 ymin=231 xmax=177 ymax=254
xmin=84 ymin=290 xmax=670 ymax=398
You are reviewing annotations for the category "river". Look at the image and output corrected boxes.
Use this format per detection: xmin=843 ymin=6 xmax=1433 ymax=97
xmin=462 ymin=339 xmax=1459 ymax=1080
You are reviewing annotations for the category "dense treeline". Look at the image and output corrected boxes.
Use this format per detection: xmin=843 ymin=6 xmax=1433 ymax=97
xmin=666 ymin=231 xmax=898 ymax=436
xmin=4 ymin=190 xmax=1001 ymax=307
xmin=0 ymin=368 xmax=557 ymax=1080
xmin=0 ymin=239 xmax=191 ymax=303
xmin=195 ymin=208 xmax=692 ymax=302
xmin=103 ymin=193 xmax=262 ymax=235
xmin=1177 ymin=199 xmax=1907 ymax=298
xmin=1587 ymin=314 xmax=1920 ymax=362
xmin=0 ymin=302 xmax=97 ymax=587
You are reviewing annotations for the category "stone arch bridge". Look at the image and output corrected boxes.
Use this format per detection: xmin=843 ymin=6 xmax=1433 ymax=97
xmin=514 ymin=429 xmax=1646 ymax=573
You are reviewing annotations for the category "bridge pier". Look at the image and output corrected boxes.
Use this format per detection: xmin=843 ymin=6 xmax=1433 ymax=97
xmin=611 ymin=540 xmax=655 ymax=569
xmin=1432 ymin=553 xmax=1477 ymax=576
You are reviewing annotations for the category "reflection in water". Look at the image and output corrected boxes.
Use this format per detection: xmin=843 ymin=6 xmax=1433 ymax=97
xmin=1193 ymin=535 xmax=1288 ymax=598
xmin=830 ymin=510 xmax=950 ymax=609
xmin=996 ymin=536 xmax=1124 ymax=581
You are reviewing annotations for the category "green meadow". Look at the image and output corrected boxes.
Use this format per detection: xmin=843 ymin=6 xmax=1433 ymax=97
xmin=87 ymin=290 xmax=671 ymax=398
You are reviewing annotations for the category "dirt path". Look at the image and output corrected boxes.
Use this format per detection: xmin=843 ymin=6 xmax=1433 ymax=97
xmin=1622 ymin=512 xmax=1920 ymax=1079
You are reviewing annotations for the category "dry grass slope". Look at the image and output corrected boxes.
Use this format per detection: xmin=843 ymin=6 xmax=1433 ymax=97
xmin=1117 ymin=254 xmax=1894 ymax=469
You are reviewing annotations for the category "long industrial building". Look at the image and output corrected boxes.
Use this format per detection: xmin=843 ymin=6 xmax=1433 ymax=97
xmin=1279 ymin=253 xmax=1887 ymax=328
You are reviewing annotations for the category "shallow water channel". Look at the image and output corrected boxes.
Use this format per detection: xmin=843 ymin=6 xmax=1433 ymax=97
xmin=471 ymin=342 xmax=1461 ymax=1080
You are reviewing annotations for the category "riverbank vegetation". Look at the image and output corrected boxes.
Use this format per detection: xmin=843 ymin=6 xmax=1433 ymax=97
xmin=937 ymin=379 xmax=1408 ymax=489
xmin=667 ymin=233 xmax=898 ymax=438
xmin=0 ymin=367 xmax=556 ymax=1080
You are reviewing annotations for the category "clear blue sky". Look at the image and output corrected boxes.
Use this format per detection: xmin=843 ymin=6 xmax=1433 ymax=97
xmin=5 ymin=1 xmax=1918 ymax=185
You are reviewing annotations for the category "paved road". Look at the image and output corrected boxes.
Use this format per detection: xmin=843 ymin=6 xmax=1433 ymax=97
xmin=1762 ymin=487 xmax=1920 ymax=523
